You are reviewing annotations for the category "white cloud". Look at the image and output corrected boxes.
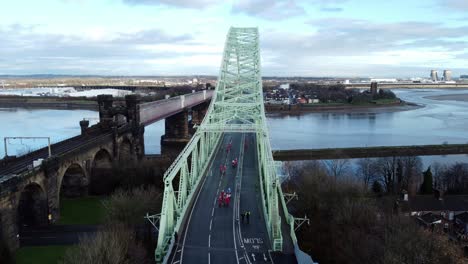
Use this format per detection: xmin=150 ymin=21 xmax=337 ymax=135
xmin=232 ymin=0 xmax=305 ymax=20
xmin=443 ymin=0 xmax=468 ymax=10
xmin=121 ymin=0 xmax=222 ymax=8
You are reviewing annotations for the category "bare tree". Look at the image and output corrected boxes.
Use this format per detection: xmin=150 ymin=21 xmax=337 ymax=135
xmin=60 ymin=224 xmax=149 ymax=264
xmin=282 ymin=161 xmax=465 ymax=264
xmin=400 ymin=156 xmax=422 ymax=195
xmin=103 ymin=186 xmax=162 ymax=226
xmin=432 ymin=162 xmax=448 ymax=191
xmin=375 ymin=157 xmax=398 ymax=193
xmin=324 ymin=159 xmax=350 ymax=180
xmin=356 ymin=158 xmax=377 ymax=189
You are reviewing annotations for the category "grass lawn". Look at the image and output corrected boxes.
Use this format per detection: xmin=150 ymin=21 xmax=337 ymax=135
xmin=58 ymin=196 xmax=106 ymax=225
xmin=15 ymin=246 xmax=73 ymax=264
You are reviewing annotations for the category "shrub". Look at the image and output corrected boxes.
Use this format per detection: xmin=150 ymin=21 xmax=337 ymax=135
xmin=60 ymin=224 xmax=149 ymax=264
xmin=102 ymin=186 xmax=162 ymax=226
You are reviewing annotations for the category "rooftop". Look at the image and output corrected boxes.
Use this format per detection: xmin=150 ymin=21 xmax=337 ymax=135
xmin=400 ymin=195 xmax=468 ymax=212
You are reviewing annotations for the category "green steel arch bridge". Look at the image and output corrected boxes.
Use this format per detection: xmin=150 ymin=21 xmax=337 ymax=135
xmin=149 ymin=27 xmax=315 ymax=264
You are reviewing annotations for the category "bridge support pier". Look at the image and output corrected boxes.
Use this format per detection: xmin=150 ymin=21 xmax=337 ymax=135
xmin=42 ymin=158 xmax=60 ymax=224
xmin=190 ymin=102 xmax=209 ymax=134
xmin=133 ymin=126 xmax=145 ymax=160
xmin=161 ymin=111 xmax=190 ymax=157
xmin=0 ymin=195 xmax=20 ymax=250
xmin=97 ymin=95 xmax=114 ymax=128
xmin=79 ymin=119 xmax=90 ymax=136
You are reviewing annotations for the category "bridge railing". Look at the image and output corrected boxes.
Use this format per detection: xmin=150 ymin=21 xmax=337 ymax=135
xmin=139 ymin=90 xmax=213 ymax=125
xmin=256 ymin=129 xmax=283 ymax=251
xmin=155 ymin=129 xmax=222 ymax=262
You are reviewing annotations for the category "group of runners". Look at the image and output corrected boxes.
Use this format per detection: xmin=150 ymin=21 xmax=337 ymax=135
xmin=216 ymin=139 xmax=245 ymax=212
xmin=214 ymin=138 xmax=254 ymax=225
xmin=218 ymin=188 xmax=232 ymax=207
xmin=219 ymin=138 xmax=239 ymax=176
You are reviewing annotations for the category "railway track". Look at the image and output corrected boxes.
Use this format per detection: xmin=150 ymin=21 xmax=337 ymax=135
xmin=0 ymin=131 xmax=112 ymax=178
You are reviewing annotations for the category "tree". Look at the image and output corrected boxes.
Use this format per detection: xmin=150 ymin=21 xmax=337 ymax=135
xmin=324 ymin=159 xmax=350 ymax=180
xmin=400 ymin=156 xmax=422 ymax=195
xmin=103 ymin=186 xmax=162 ymax=226
xmin=356 ymin=158 xmax=377 ymax=189
xmin=372 ymin=180 xmax=383 ymax=194
xmin=60 ymin=225 xmax=149 ymax=264
xmin=283 ymin=162 xmax=465 ymax=264
xmin=0 ymin=239 xmax=13 ymax=264
xmin=420 ymin=166 xmax=433 ymax=194
xmin=375 ymin=157 xmax=398 ymax=193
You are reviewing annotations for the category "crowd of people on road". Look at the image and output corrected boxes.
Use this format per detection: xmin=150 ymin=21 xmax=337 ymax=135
xmin=216 ymin=137 xmax=253 ymax=225
xmin=218 ymin=188 xmax=232 ymax=207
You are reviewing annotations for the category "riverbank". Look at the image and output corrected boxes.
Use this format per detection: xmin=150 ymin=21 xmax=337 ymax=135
xmin=0 ymin=95 xmax=422 ymax=114
xmin=345 ymin=83 xmax=468 ymax=89
xmin=425 ymin=93 xmax=468 ymax=102
xmin=265 ymin=100 xmax=421 ymax=114
xmin=0 ymin=96 xmax=99 ymax=110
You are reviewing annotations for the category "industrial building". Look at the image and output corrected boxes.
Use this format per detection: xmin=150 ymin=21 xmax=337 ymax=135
xmin=443 ymin=70 xmax=452 ymax=81
xmin=430 ymin=70 xmax=439 ymax=82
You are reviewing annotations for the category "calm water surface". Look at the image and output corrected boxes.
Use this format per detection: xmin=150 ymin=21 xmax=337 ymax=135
xmin=0 ymin=108 xmax=164 ymax=157
xmin=268 ymin=89 xmax=468 ymax=149
xmin=1 ymin=89 xmax=468 ymax=163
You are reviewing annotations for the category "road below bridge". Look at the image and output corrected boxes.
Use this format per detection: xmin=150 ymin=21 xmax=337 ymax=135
xmin=272 ymin=143 xmax=468 ymax=161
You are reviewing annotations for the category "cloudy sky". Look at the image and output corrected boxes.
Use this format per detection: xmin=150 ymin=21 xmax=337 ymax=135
xmin=1 ymin=0 xmax=468 ymax=77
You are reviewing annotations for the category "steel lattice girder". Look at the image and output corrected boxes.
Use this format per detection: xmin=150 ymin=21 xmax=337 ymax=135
xmin=154 ymin=27 xmax=284 ymax=263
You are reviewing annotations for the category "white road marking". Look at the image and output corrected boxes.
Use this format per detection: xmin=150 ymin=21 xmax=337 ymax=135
xmin=268 ymin=250 xmax=275 ymax=264
xmin=179 ymin=164 xmax=211 ymax=264
xmin=232 ymin=134 xmax=247 ymax=264
xmin=251 ymin=253 xmax=256 ymax=262
xmin=209 ymin=219 xmax=212 ymax=231
xmin=211 ymin=207 xmax=215 ymax=217
xmin=208 ymin=253 xmax=211 ymax=264
xmin=208 ymin=234 xmax=211 ymax=247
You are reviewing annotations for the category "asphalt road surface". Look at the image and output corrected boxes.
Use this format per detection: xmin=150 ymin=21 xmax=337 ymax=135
xmin=169 ymin=133 xmax=296 ymax=264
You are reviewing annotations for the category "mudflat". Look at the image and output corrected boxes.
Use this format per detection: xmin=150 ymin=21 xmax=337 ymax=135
xmin=425 ymin=94 xmax=468 ymax=102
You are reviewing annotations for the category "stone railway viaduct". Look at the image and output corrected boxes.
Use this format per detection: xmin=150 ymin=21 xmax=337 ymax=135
xmin=0 ymin=90 xmax=212 ymax=250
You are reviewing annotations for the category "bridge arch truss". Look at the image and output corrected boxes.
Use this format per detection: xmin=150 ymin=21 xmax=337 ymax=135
xmin=155 ymin=27 xmax=286 ymax=262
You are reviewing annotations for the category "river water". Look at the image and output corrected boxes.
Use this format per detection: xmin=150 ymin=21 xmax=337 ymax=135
xmin=268 ymin=89 xmax=468 ymax=149
xmin=1 ymin=89 xmax=468 ymax=166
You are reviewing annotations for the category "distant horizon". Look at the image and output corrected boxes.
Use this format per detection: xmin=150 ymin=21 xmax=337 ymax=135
xmin=0 ymin=73 xmax=463 ymax=80
xmin=1 ymin=0 xmax=467 ymax=76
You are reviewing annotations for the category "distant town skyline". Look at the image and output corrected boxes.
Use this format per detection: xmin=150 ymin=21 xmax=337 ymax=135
xmin=1 ymin=0 xmax=468 ymax=77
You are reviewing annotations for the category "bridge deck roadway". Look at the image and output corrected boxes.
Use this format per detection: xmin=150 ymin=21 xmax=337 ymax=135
xmin=170 ymin=133 xmax=296 ymax=264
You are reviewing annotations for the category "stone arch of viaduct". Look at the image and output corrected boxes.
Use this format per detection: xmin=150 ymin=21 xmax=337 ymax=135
xmin=0 ymin=91 xmax=212 ymax=250
xmin=0 ymin=131 xmax=142 ymax=250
